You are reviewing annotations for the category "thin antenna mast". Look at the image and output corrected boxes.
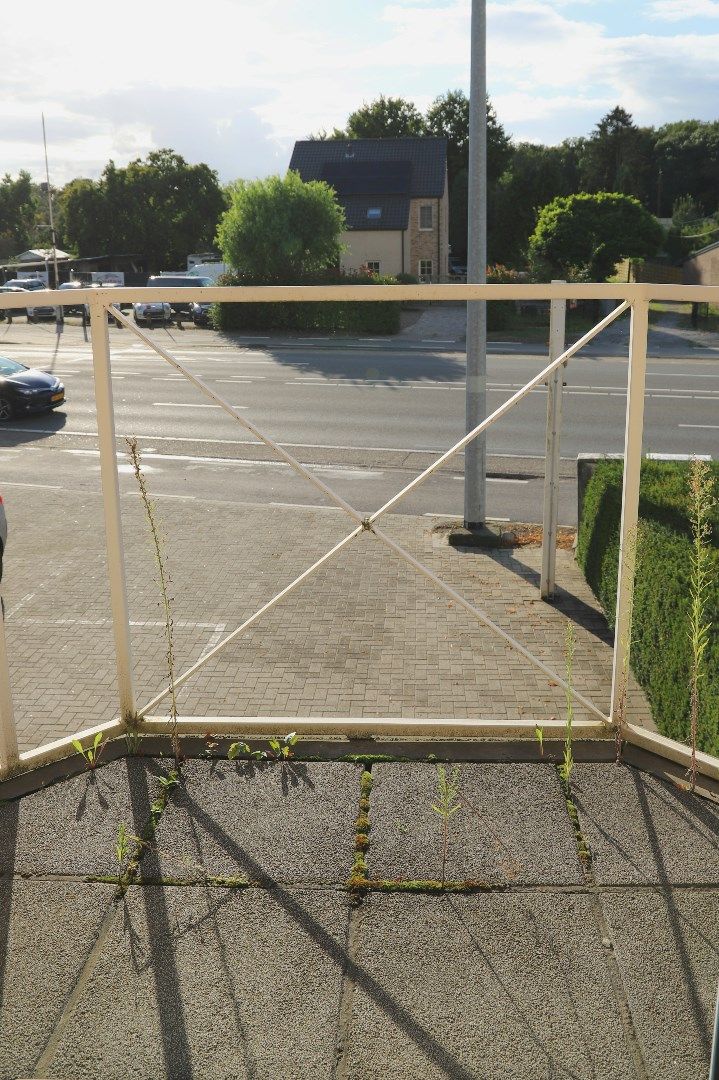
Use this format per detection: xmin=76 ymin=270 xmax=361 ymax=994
xmin=41 ymin=113 xmax=59 ymax=287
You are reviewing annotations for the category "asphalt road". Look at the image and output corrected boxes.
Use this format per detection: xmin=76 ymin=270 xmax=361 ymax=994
xmin=0 ymin=320 xmax=718 ymax=527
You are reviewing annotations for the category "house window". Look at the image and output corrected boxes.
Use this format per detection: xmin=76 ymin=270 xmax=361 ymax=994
xmin=419 ymin=259 xmax=433 ymax=281
xmin=367 ymin=207 xmax=382 ymax=220
xmin=419 ymin=204 xmax=433 ymax=230
xmin=365 ymin=261 xmax=380 ymax=275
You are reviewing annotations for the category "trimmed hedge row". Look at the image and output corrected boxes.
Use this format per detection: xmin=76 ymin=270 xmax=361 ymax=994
xmin=210 ymin=271 xmax=400 ymax=335
xmin=576 ymin=459 xmax=719 ymax=755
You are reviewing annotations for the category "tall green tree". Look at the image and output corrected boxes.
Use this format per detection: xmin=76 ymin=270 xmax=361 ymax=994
xmin=425 ymin=90 xmax=511 ymax=261
xmin=0 ymin=171 xmax=39 ymax=258
xmin=579 ymin=107 xmax=655 ymax=205
xmin=425 ymin=90 xmax=511 ymax=186
xmin=529 ymin=192 xmax=664 ymax=281
xmin=654 ymin=120 xmax=719 ymax=217
xmin=492 ymin=141 xmax=581 ymax=267
xmin=216 ymin=170 xmax=345 ymax=282
xmin=58 ymin=150 xmax=227 ymax=271
xmin=342 ymin=95 xmax=426 ymax=139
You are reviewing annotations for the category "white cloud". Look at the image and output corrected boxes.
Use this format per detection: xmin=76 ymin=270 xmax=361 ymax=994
xmin=646 ymin=0 xmax=719 ymax=20
xmin=2 ymin=0 xmax=719 ymax=185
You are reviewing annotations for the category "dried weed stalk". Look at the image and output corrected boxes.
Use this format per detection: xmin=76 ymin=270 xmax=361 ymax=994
xmin=126 ymin=437 xmax=181 ymax=767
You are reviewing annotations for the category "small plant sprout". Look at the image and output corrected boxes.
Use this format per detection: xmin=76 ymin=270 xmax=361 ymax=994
xmin=72 ymin=732 xmax=105 ymax=771
xmin=268 ymin=732 xmax=299 ymax=760
xmin=228 ymin=741 xmax=267 ymax=762
xmin=432 ymin=765 xmax=461 ymax=889
xmin=116 ymin=822 xmax=130 ymax=885
xmin=687 ymin=457 xmax=715 ymax=790
xmin=559 ymin=621 xmax=576 ymax=787
xmin=126 ymin=436 xmax=181 ymax=769
xmin=157 ymin=770 xmax=180 ymax=793
xmin=534 ymin=725 xmax=544 ymax=758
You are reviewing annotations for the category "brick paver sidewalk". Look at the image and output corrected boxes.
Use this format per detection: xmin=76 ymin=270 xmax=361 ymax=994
xmin=2 ymin=486 xmax=650 ymax=752
xmin=1 ymin=488 xmax=647 ymax=751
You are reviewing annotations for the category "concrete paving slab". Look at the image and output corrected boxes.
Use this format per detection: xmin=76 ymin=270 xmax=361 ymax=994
xmin=601 ymin=888 xmax=719 ymax=1080
xmin=0 ymin=880 xmax=115 ymax=1080
xmin=46 ymin=885 xmax=350 ymax=1080
xmin=367 ymin=763 xmax=583 ymax=885
xmin=146 ymin=760 xmax=361 ymax=884
xmin=571 ymin=763 xmax=719 ymax=884
xmin=344 ymin=892 xmax=637 ymax=1079
xmin=0 ymin=758 xmax=168 ymax=877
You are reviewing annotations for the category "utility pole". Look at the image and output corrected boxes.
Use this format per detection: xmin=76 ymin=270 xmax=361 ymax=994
xmin=464 ymin=0 xmax=487 ymax=529
xmin=41 ymin=113 xmax=59 ymax=289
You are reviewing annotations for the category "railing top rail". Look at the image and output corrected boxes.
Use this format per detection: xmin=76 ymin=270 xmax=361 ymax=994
xmin=0 ymin=281 xmax=718 ymax=309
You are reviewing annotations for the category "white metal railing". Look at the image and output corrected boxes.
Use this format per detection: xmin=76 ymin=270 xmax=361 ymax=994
xmin=0 ymin=280 xmax=718 ymax=783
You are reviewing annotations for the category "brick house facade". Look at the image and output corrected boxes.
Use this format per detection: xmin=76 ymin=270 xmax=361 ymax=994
xmin=289 ymin=138 xmax=449 ymax=282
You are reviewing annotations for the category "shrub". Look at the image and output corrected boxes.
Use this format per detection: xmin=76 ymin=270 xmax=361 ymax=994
xmin=576 ymin=459 xmax=719 ymax=754
xmin=210 ymin=269 xmax=400 ymax=335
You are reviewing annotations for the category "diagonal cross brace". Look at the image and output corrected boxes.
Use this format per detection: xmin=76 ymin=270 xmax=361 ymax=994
xmin=109 ymin=302 xmax=623 ymax=723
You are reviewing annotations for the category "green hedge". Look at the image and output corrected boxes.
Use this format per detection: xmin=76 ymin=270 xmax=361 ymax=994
xmin=211 ymin=270 xmax=400 ymax=335
xmin=576 ymin=459 xmax=719 ymax=754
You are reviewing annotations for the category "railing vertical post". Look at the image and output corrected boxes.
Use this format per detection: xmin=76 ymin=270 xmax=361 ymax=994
xmin=89 ymin=298 xmax=136 ymax=723
xmin=610 ymin=296 xmax=649 ymax=723
xmin=541 ymin=281 xmax=566 ymax=599
xmin=0 ymin=601 xmax=19 ymax=778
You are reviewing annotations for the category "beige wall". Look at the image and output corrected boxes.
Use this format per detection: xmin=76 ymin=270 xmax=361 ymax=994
xmin=340 ymin=231 xmax=404 ymax=277
xmin=683 ymin=245 xmax=719 ymax=286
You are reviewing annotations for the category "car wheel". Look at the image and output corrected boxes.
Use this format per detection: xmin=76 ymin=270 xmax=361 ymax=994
xmin=134 ymin=316 xmax=144 ymax=327
xmin=0 ymin=397 xmax=13 ymax=422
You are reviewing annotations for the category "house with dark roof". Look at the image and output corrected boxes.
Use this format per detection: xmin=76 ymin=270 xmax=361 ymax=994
xmin=289 ymin=137 xmax=449 ymax=282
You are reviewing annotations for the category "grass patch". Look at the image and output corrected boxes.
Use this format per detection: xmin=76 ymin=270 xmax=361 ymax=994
xmin=358 ymin=878 xmax=499 ymax=894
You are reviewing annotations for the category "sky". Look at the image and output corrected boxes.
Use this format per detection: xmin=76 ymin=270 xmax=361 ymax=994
xmin=3 ymin=0 xmax=719 ymax=187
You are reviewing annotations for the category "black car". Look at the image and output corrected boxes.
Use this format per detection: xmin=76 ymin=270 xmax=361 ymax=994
xmin=0 ymin=356 xmax=65 ymax=421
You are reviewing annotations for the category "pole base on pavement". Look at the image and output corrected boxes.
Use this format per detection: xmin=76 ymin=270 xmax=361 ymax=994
xmin=451 ymin=522 xmax=503 ymax=549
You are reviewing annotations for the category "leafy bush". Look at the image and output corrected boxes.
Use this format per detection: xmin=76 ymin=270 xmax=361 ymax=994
xmin=210 ymin=269 xmax=400 ymax=334
xmin=576 ymin=459 xmax=719 ymax=754
xmin=486 ymin=264 xmax=522 ymax=330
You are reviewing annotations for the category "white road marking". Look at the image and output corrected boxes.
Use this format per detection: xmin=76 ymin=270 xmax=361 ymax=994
xmin=678 ymin=423 xmax=719 ymax=429
xmin=124 ymin=491 xmax=196 ymax=500
xmin=1 ymin=481 xmax=62 ymax=489
xmin=151 ymin=402 xmax=249 ymax=410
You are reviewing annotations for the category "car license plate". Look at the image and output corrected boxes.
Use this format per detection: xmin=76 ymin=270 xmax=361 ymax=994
xmin=51 ymin=392 xmax=64 ymax=402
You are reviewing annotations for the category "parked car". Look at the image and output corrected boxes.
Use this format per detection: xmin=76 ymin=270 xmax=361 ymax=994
xmin=0 ymin=355 xmax=65 ymax=421
xmin=0 ymin=286 xmax=29 ymax=320
xmin=133 ymin=294 xmax=173 ymax=327
xmin=57 ymin=280 xmax=89 ymax=318
xmin=190 ymin=300 xmax=213 ymax=326
xmin=144 ymin=274 xmax=213 ymax=317
xmin=5 ymin=279 xmax=57 ymax=320
xmin=448 ymin=258 xmax=467 ymax=278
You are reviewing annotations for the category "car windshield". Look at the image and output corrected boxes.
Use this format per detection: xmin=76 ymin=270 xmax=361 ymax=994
xmin=13 ymin=280 xmax=45 ymax=290
xmin=0 ymin=357 xmax=27 ymax=376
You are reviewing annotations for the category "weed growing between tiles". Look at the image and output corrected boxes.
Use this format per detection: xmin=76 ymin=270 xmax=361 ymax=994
xmin=432 ymin=765 xmax=462 ymax=889
xmin=127 ymin=436 xmax=182 ymax=770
